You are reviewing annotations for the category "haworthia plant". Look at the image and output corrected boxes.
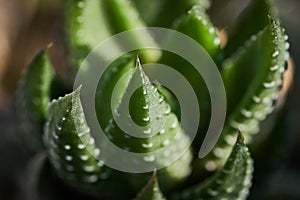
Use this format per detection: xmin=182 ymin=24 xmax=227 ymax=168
xmin=16 ymin=49 xmax=54 ymax=152
xmin=175 ymin=4 xmax=223 ymax=64
xmin=134 ymin=172 xmax=166 ymax=200
xmin=43 ymin=87 xmax=109 ymax=187
xmin=62 ymin=0 xmax=109 ymax=70
xmin=225 ymin=0 xmax=278 ymax=55
xmin=102 ymin=0 xmax=162 ymax=62
xmin=195 ymin=16 xmax=289 ymax=173
xmin=173 ymin=133 xmax=253 ymax=200
xmin=104 ymin=57 xmax=192 ymax=190
xmin=15 ymin=0 xmax=291 ymax=200
xmin=95 ymin=54 xmax=136 ymax=127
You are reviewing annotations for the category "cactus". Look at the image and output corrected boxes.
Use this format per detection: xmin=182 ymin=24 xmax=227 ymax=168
xmin=15 ymin=0 xmax=291 ymax=199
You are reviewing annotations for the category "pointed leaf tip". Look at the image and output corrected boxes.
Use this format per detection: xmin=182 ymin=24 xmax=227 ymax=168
xmin=136 ymin=55 xmax=142 ymax=67
xmin=134 ymin=171 xmax=166 ymax=200
xmin=44 ymin=88 xmax=109 ymax=187
xmin=174 ymin=133 xmax=253 ymax=200
xmin=16 ymin=49 xmax=54 ymax=151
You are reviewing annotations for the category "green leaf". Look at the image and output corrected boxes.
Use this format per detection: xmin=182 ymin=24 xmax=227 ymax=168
xmin=101 ymin=0 xmax=161 ymax=62
xmin=196 ymin=17 xmax=289 ymax=172
xmin=222 ymin=17 xmax=288 ymax=137
xmin=134 ymin=172 xmax=166 ymax=200
xmin=133 ymin=0 xmax=207 ymax=28
xmin=95 ymin=54 xmax=135 ymax=128
xmin=173 ymin=133 xmax=253 ymax=200
xmin=63 ymin=0 xmax=108 ymax=69
xmin=102 ymin=0 xmax=147 ymax=33
xmin=105 ymin=57 xmax=187 ymax=153
xmin=175 ymin=4 xmax=223 ymax=64
xmin=44 ymin=87 xmax=110 ymax=188
xmin=225 ymin=0 xmax=277 ymax=55
xmin=16 ymin=49 xmax=54 ymax=151
xmin=157 ymin=84 xmax=181 ymax=120
xmin=106 ymin=57 xmax=192 ymax=187
xmin=163 ymin=3 xmax=222 ymax=151
xmin=158 ymin=51 xmax=211 ymax=155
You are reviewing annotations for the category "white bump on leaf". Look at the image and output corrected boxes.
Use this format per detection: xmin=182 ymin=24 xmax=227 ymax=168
xmin=207 ymin=188 xmax=218 ymax=196
xmin=94 ymin=148 xmax=100 ymax=156
xmin=143 ymin=128 xmax=151 ymax=134
xmin=143 ymin=116 xmax=150 ymax=122
xmin=171 ymin=120 xmax=178 ymax=128
xmin=163 ymin=139 xmax=170 ymax=146
xmin=142 ymin=142 xmax=153 ymax=148
xmin=80 ymin=155 xmax=89 ymax=161
xmin=225 ymin=135 xmax=236 ymax=146
xmin=272 ymin=50 xmax=279 ymax=57
xmin=270 ymin=65 xmax=279 ymax=71
xmin=83 ymin=175 xmax=98 ymax=183
xmin=83 ymin=165 xmax=96 ymax=172
xmin=78 ymin=1 xmax=85 ymax=8
xmin=263 ymin=81 xmax=276 ymax=88
xmin=214 ymin=38 xmax=221 ymax=46
xmin=205 ymin=161 xmax=217 ymax=171
xmin=159 ymin=129 xmax=165 ymax=134
xmin=65 ymin=155 xmax=73 ymax=161
xmin=64 ymin=145 xmax=71 ymax=150
xmin=240 ymin=109 xmax=252 ymax=118
xmin=89 ymin=138 xmax=95 ymax=145
xmin=252 ymin=95 xmax=261 ymax=103
xmin=143 ymin=155 xmax=156 ymax=162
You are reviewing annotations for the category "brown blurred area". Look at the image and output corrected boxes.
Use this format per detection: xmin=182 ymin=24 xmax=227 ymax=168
xmin=0 ymin=0 xmax=299 ymax=107
xmin=0 ymin=0 xmax=64 ymax=110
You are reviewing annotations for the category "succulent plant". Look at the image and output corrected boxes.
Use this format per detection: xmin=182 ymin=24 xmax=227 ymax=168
xmin=15 ymin=0 xmax=291 ymax=200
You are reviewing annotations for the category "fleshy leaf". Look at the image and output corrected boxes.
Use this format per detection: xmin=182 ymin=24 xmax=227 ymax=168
xmin=106 ymin=57 xmax=192 ymax=187
xmin=175 ymin=4 xmax=223 ymax=64
xmin=95 ymin=54 xmax=135 ymax=128
xmin=174 ymin=133 xmax=253 ymax=200
xmin=132 ymin=0 xmax=207 ymax=27
xmin=16 ymin=49 xmax=54 ymax=151
xmin=134 ymin=172 xmax=166 ymax=200
xmin=105 ymin=57 xmax=188 ymax=153
xmin=44 ymin=87 xmax=110 ymax=187
xmin=101 ymin=0 xmax=161 ymax=62
xmin=222 ymin=17 xmax=288 ymax=137
xmin=63 ymin=0 xmax=107 ymax=69
xmin=158 ymin=51 xmax=211 ymax=155
xmin=157 ymin=84 xmax=181 ymax=120
xmin=196 ymin=17 xmax=289 ymax=172
xmin=225 ymin=0 xmax=277 ymax=55
xmin=163 ymin=3 xmax=222 ymax=151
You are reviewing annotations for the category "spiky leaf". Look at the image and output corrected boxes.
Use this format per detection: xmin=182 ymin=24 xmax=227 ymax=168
xmin=134 ymin=172 xmax=166 ymax=200
xmin=16 ymin=49 xmax=54 ymax=151
xmin=44 ymin=87 xmax=110 ymax=188
xmin=162 ymin=3 xmax=223 ymax=151
xmin=176 ymin=4 xmax=223 ymax=64
xmin=106 ymin=57 xmax=192 ymax=187
xmin=63 ymin=0 xmax=107 ymax=69
xmin=222 ymin=17 xmax=288 ymax=138
xmin=196 ymin=17 xmax=288 ymax=172
xmin=225 ymin=0 xmax=277 ymax=55
xmin=95 ymin=54 xmax=135 ymax=128
xmin=101 ymin=0 xmax=161 ymax=62
xmin=132 ymin=0 xmax=207 ymax=27
xmin=174 ymin=133 xmax=253 ymax=200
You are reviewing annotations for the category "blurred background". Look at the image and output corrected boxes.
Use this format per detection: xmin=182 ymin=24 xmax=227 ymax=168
xmin=0 ymin=0 xmax=299 ymax=199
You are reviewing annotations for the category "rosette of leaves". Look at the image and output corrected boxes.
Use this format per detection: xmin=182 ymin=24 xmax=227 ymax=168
xmin=15 ymin=0 xmax=291 ymax=200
